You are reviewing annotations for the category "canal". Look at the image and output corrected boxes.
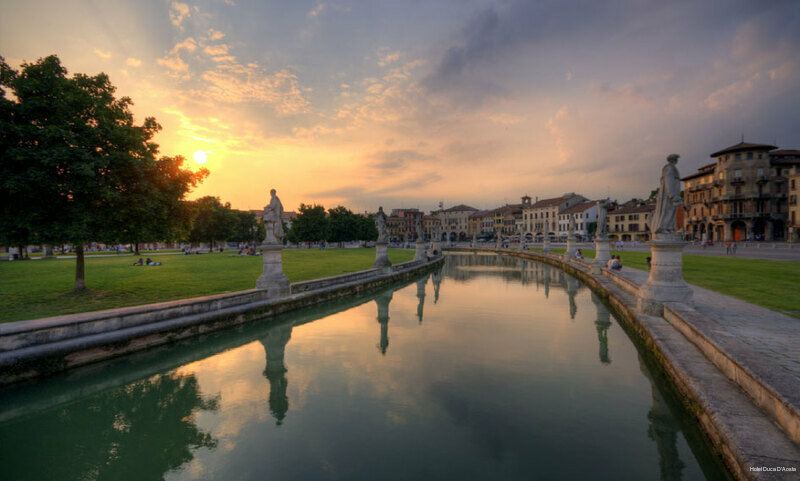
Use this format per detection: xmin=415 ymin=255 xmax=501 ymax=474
xmin=0 ymin=253 xmax=730 ymax=480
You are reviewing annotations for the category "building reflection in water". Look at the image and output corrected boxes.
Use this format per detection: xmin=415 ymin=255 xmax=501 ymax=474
xmin=591 ymin=293 xmax=612 ymax=364
xmin=375 ymin=290 xmax=393 ymax=355
xmin=416 ymin=275 xmax=428 ymax=324
xmin=259 ymin=323 xmax=292 ymax=425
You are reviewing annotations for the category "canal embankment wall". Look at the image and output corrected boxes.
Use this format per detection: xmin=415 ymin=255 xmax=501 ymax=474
xmin=0 ymin=257 xmax=443 ymax=385
xmin=448 ymin=247 xmax=799 ymax=481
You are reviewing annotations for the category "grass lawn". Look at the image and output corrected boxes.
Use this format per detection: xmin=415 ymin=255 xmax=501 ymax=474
xmin=0 ymin=248 xmax=414 ymax=322
xmin=548 ymin=248 xmax=800 ymax=317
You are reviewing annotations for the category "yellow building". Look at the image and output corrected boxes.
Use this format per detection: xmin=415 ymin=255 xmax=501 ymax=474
xmin=608 ymin=201 xmax=654 ymax=242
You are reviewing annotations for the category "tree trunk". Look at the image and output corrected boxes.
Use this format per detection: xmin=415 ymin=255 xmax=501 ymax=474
xmin=134 ymin=242 xmax=140 ymax=256
xmin=75 ymin=244 xmax=86 ymax=291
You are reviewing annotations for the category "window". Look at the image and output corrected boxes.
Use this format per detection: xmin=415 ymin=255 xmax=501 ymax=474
xmin=734 ymin=169 xmax=742 ymax=179
xmin=758 ymin=168 xmax=764 ymax=177
xmin=758 ymin=153 xmax=762 ymax=159
xmin=735 ymin=153 xmax=741 ymax=160
xmin=746 ymin=152 xmax=753 ymax=160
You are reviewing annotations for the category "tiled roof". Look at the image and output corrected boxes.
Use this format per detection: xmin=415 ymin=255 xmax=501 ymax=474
xmin=710 ymin=142 xmax=777 ymax=158
xmin=561 ymin=201 xmax=597 ymax=215
xmin=530 ymin=194 xmax=579 ymax=209
xmin=609 ymin=203 xmax=654 ymax=215
xmin=469 ymin=209 xmax=492 ymax=218
xmin=770 ymin=150 xmax=800 ymax=166
xmin=442 ymin=204 xmax=478 ymax=213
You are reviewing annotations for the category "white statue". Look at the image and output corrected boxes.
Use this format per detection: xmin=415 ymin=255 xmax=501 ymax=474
xmin=415 ymin=217 xmax=424 ymax=241
xmin=263 ymin=188 xmax=284 ymax=244
xmin=375 ymin=206 xmax=388 ymax=242
xmin=650 ymin=154 xmax=682 ymax=236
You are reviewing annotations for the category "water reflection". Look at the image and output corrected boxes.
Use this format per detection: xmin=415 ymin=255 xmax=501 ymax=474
xmin=0 ymin=372 xmax=218 ymax=480
xmin=416 ymin=275 xmax=428 ymax=323
xmin=592 ymin=293 xmax=612 ymax=364
xmin=375 ymin=290 xmax=392 ymax=354
xmin=261 ymin=323 xmax=292 ymax=425
xmin=0 ymin=255 xmax=730 ymax=481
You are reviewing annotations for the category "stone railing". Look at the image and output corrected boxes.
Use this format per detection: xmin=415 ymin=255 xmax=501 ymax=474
xmin=0 ymin=256 xmax=444 ymax=384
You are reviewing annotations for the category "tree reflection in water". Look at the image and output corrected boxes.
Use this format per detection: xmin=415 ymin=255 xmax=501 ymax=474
xmin=0 ymin=372 xmax=218 ymax=481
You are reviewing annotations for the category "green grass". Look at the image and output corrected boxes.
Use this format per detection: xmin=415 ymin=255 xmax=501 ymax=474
xmin=0 ymin=248 xmax=414 ymax=322
xmin=548 ymin=248 xmax=800 ymax=316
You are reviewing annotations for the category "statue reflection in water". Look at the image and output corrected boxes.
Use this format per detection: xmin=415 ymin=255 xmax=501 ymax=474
xmin=591 ymin=293 xmax=612 ymax=364
xmin=259 ymin=323 xmax=293 ymax=425
xmin=416 ymin=275 xmax=428 ymax=324
xmin=431 ymin=267 xmax=442 ymax=304
xmin=638 ymin=352 xmax=687 ymax=481
xmin=375 ymin=291 xmax=393 ymax=355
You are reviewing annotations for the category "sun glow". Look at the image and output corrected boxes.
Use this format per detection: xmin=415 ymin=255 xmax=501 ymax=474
xmin=193 ymin=150 xmax=208 ymax=165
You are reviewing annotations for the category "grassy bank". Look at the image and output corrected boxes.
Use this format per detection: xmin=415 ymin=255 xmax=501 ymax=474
xmin=0 ymin=248 xmax=414 ymax=322
xmin=548 ymin=248 xmax=800 ymax=317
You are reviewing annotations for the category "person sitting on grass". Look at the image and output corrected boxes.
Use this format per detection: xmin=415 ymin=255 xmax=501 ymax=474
xmin=132 ymin=258 xmax=143 ymax=266
xmin=145 ymin=257 xmax=162 ymax=266
xmin=610 ymin=255 xmax=623 ymax=270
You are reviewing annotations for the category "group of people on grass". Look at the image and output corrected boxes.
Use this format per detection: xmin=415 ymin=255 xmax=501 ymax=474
xmin=132 ymin=257 xmax=161 ymax=266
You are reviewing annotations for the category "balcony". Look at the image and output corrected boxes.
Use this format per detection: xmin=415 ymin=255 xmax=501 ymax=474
xmin=756 ymin=175 xmax=769 ymax=183
xmin=730 ymin=177 xmax=745 ymax=185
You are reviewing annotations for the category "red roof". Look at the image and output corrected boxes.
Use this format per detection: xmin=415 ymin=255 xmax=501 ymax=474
xmin=710 ymin=142 xmax=777 ymax=158
xmin=609 ymin=203 xmax=654 ymax=215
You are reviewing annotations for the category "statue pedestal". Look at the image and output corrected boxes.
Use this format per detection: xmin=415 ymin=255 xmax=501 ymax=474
xmin=518 ymin=238 xmax=525 ymax=252
xmin=256 ymin=244 xmax=290 ymax=297
xmin=542 ymin=235 xmax=550 ymax=252
xmin=374 ymin=241 xmax=392 ymax=268
xmin=636 ymin=235 xmax=692 ymax=316
xmin=414 ymin=240 xmax=426 ymax=261
xmin=432 ymin=241 xmax=442 ymax=255
xmin=592 ymin=238 xmax=610 ymax=274
xmin=563 ymin=234 xmax=576 ymax=261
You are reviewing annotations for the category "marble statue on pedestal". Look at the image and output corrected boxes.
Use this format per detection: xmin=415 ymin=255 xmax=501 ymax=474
xmin=375 ymin=207 xmax=388 ymax=242
xmin=415 ymin=217 xmax=424 ymax=242
xmin=262 ymin=189 xmax=284 ymax=245
xmin=649 ymin=154 xmax=682 ymax=239
xmin=596 ymin=198 xmax=609 ymax=239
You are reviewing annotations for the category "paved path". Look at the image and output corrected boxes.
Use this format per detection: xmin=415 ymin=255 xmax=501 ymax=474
xmin=612 ymin=267 xmax=800 ymax=380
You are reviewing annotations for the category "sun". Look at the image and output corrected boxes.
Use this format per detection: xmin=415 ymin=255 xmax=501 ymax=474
xmin=193 ymin=150 xmax=207 ymax=165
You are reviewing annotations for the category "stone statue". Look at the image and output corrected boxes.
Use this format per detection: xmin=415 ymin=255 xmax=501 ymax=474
xmin=375 ymin=206 xmax=388 ymax=243
xmin=568 ymin=213 xmax=576 ymax=235
xmin=263 ymin=189 xmax=284 ymax=244
xmin=415 ymin=217 xmax=424 ymax=241
xmin=649 ymin=154 xmax=682 ymax=237
xmin=432 ymin=222 xmax=441 ymax=241
xmin=597 ymin=198 xmax=609 ymax=238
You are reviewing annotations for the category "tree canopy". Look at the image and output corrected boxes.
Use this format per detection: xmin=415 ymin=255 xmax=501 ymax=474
xmin=0 ymin=55 xmax=206 ymax=289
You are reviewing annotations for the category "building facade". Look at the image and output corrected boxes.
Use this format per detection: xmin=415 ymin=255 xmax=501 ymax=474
xmin=789 ymin=165 xmax=800 ymax=242
xmin=439 ymin=204 xmax=478 ymax=241
xmin=608 ymin=200 xmax=654 ymax=242
xmin=522 ymin=193 xmax=586 ymax=237
xmin=681 ymin=142 xmax=799 ymax=242
xmin=557 ymin=201 xmax=598 ymax=240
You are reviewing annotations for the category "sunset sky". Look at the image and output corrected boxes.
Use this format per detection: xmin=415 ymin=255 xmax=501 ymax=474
xmin=2 ymin=0 xmax=799 ymax=213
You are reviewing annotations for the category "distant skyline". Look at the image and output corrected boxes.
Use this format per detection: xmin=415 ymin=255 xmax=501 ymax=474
xmin=2 ymin=0 xmax=799 ymax=213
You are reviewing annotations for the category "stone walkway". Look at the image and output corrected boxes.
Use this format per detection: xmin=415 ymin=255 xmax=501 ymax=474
xmin=610 ymin=267 xmax=800 ymax=381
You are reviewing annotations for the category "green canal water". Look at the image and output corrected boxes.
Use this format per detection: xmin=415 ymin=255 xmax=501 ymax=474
xmin=0 ymin=253 xmax=731 ymax=480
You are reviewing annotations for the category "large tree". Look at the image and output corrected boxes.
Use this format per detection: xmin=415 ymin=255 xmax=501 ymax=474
xmin=287 ymin=203 xmax=327 ymax=244
xmin=326 ymin=205 xmax=359 ymax=244
xmin=0 ymin=55 xmax=206 ymax=289
xmin=231 ymin=210 xmax=265 ymax=246
xmin=188 ymin=196 xmax=238 ymax=251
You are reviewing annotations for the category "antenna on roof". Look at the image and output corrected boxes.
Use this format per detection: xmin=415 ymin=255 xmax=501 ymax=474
xmin=741 ymin=133 xmax=744 ymax=143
